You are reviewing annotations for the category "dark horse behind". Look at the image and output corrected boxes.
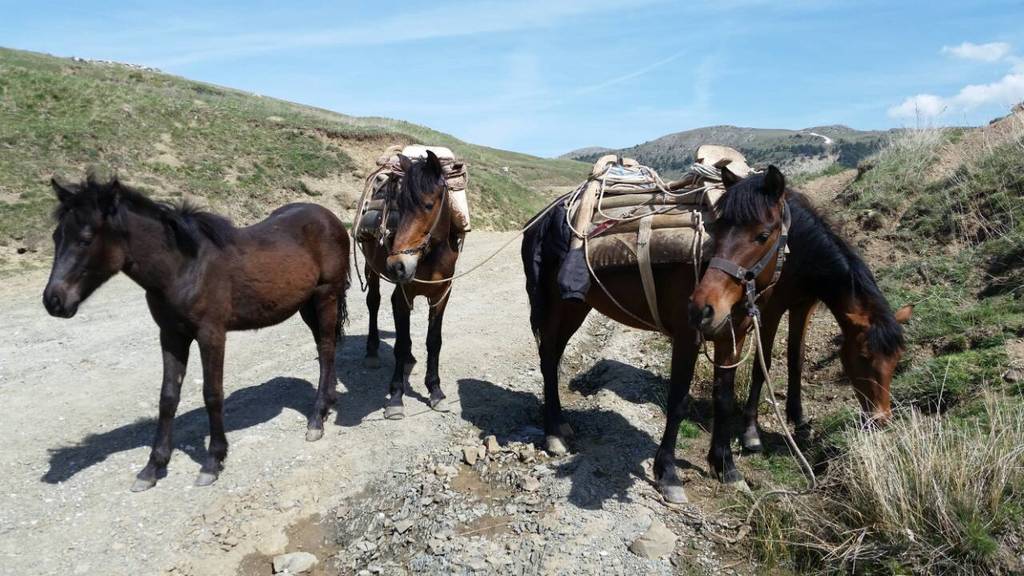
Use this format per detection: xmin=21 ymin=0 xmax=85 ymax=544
xmin=522 ymin=165 xmax=912 ymax=503
xmin=43 ymin=169 xmax=350 ymax=491
xmin=359 ymin=150 xmax=462 ymax=419
xmin=690 ymin=167 xmax=912 ymax=451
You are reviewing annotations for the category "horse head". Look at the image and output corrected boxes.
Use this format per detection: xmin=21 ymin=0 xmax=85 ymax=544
xmin=690 ymin=165 xmax=788 ymax=339
xmin=386 ymin=150 xmax=448 ymax=283
xmin=43 ymin=171 xmax=129 ymax=318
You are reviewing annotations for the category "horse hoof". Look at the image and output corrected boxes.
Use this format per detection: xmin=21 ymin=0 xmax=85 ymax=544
xmin=660 ymin=483 xmax=689 ymax=504
xmin=728 ymin=479 xmax=752 ymax=494
xmin=384 ymin=405 xmax=405 ymax=420
xmin=721 ymin=468 xmax=745 ymax=485
xmin=558 ymin=422 xmax=575 ymax=438
xmin=305 ymin=428 xmax=324 ymax=442
xmin=363 ymin=356 xmax=381 ymax=369
xmin=195 ymin=471 xmax=219 ymax=487
xmin=741 ymin=435 xmax=763 ymax=453
xmin=545 ymin=435 xmax=568 ymax=456
xmin=429 ymin=397 xmax=450 ymax=412
xmin=130 ymin=477 xmax=157 ymax=493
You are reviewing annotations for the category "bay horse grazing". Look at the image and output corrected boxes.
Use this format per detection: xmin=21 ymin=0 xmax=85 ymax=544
xmin=360 ymin=151 xmax=460 ymax=419
xmin=690 ymin=168 xmax=912 ymax=452
xmin=522 ymin=168 xmax=797 ymax=503
xmin=43 ymin=171 xmax=350 ymax=491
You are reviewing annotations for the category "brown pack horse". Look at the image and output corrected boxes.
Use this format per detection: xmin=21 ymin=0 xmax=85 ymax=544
xmin=360 ymin=151 xmax=461 ymax=419
xmin=523 ymin=166 xmax=912 ymax=503
xmin=522 ymin=167 xmax=790 ymax=503
xmin=42 ymin=172 xmax=350 ymax=491
xmin=690 ymin=168 xmax=912 ymax=452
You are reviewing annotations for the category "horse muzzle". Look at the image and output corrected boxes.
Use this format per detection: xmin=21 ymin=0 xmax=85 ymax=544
xmin=688 ymin=301 xmax=729 ymax=339
xmin=385 ymin=254 xmax=418 ymax=284
xmin=43 ymin=285 xmax=79 ymax=318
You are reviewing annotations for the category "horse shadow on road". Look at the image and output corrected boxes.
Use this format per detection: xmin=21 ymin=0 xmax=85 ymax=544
xmin=41 ymin=330 xmax=395 ymax=484
xmin=458 ymin=363 xmax=695 ymax=511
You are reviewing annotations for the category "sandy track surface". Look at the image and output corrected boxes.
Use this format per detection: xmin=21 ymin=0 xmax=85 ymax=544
xmin=0 ymin=232 xmax=547 ymax=575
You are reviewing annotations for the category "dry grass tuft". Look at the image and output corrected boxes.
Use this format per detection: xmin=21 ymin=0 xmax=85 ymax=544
xmin=749 ymin=398 xmax=1024 ymax=574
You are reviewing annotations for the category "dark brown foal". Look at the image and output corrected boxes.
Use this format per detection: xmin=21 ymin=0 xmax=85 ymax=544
xmin=42 ymin=172 xmax=350 ymax=491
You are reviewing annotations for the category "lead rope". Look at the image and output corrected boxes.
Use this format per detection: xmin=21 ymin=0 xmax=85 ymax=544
xmin=702 ymin=279 xmax=817 ymax=491
xmin=751 ymin=312 xmax=817 ymax=491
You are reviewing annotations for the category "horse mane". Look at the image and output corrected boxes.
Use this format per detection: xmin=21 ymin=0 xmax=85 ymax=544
xmin=785 ymin=192 xmax=905 ymax=355
xmin=54 ymin=176 xmax=235 ymax=257
xmin=718 ymin=172 xmax=778 ymax=225
xmin=395 ymin=157 xmax=442 ymax=213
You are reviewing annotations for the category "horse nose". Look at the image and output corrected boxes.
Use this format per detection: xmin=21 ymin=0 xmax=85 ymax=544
xmin=44 ymin=291 xmax=65 ymax=317
xmin=386 ymin=254 xmax=417 ymax=283
xmin=688 ymin=302 xmax=714 ymax=330
xmin=386 ymin=259 xmax=405 ymax=278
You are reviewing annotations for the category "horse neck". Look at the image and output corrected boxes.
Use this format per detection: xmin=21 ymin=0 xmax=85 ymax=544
xmin=785 ymin=200 xmax=882 ymax=337
xmin=119 ymin=209 xmax=191 ymax=294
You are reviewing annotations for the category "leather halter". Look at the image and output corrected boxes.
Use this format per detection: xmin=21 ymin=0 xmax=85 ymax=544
xmin=707 ymin=201 xmax=790 ymax=318
xmin=387 ymin=178 xmax=448 ymax=258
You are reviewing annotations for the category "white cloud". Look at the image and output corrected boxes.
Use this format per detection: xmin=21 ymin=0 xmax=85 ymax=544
xmin=888 ymin=94 xmax=946 ymax=119
xmin=953 ymin=72 xmax=1024 ymax=109
xmin=941 ymin=41 xmax=1012 ymax=62
xmin=151 ymin=0 xmax=669 ymax=67
xmin=890 ymin=41 xmax=1024 ymax=120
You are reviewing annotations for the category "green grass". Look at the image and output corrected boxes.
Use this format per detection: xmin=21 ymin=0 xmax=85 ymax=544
xmin=743 ymin=124 xmax=1024 ymax=574
xmin=0 ymin=47 xmax=587 ymax=262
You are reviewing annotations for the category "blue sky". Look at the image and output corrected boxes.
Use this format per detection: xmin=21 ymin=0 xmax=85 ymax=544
xmin=2 ymin=1 xmax=1023 ymax=156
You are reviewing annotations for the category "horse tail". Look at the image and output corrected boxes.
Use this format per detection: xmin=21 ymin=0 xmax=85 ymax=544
xmin=335 ymin=225 xmax=352 ymax=341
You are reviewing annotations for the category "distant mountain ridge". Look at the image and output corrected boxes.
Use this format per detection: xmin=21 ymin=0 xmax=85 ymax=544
xmin=561 ymin=124 xmax=894 ymax=177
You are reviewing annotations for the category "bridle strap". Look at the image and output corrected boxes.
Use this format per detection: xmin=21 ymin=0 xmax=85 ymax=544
xmin=707 ymin=202 xmax=791 ymax=317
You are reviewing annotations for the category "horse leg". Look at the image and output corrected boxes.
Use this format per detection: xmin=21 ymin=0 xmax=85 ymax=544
xmin=786 ymin=301 xmax=817 ymax=438
xmin=385 ymin=287 xmax=412 ymax=420
xmin=539 ymin=299 xmax=590 ymax=456
xmin=654 ymin=335 xmax=699 ymax=503
xmin=709 ymin=335 xmax=744 ymax=485
xmin=424 ymin=290 xmax=450 ymax=411
xmin=195 ymin=329 xmax=227 ymax=486
xmin=132 ymin=328 xmax=191 ymax=492
xmin=364 ymin=266 xmax=382 ymax=369
xmin=741 ymin=304 xmax=784 ymax=453
xmin=304 ymin=288 xmax=339 ymax=442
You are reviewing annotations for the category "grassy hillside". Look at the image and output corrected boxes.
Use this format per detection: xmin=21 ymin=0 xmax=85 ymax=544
xmin=0 ymin=48 xmax=587 ymax=268
xmin=563 ymin=124 xmax=891 ymax=178
xmin=745 ymin=111 xmax=1024 ymax=574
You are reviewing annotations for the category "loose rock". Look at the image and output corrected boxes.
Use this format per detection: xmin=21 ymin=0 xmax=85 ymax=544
xmin=272 ymin=551 xmax=318 ymax=574
xmin=629 ymin=518 xmax=677 ymax=560
xmin=394 ymin=519 xmax=414 ymax=534
xmin=463 ymin=446 xmax=478 ymax=466
xmin=484 ymin=435 xmax=500 ymax=455
xmin=520 ymin=476 xmax=541 ymax=493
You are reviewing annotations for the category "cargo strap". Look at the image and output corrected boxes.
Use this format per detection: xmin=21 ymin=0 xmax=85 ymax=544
xmin=636 ymin=216 xmax=664 ymax=332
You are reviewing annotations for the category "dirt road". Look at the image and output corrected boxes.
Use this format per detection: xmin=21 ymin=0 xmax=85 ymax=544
xmin=2 ymin=232 xmax=748 ymax=575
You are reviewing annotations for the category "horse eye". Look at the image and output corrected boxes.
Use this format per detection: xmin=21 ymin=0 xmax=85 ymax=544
xmin=78 ymin=235 xmax=93 ymax=247
xmin=756 ymin=231 xmax=771 ymax=243
xmin=424 ymin=202 xmax=435 ymax=210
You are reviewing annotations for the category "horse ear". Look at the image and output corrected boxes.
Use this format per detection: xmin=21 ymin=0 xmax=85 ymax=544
xmin=51 ymin=176 xmax=79 ymax=204
xmin=764 ymin=165 xmax=786 ymax=200
xmin=398 ymin=154 xmax=413 ymax=172
xmin=97 ymin=179 xmax=123 ymax=218
xmin=894 ymin=304 xmax=914 ymax=324
xmin=720 ymin=166 xmax=742 ymax=188
xmin=844 ymin=311 xmax=871 ymax=329
xmin=425 ymin=150 xmax=444 ymax=178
